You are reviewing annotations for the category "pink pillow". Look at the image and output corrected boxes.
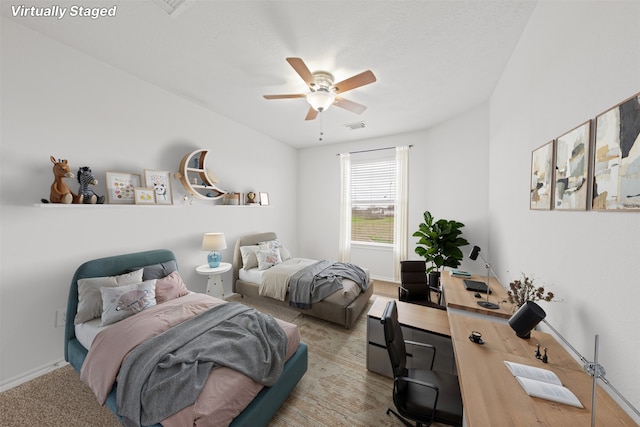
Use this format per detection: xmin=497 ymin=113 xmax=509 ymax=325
xmin=155 ymin=271 xmax=189 ymax=303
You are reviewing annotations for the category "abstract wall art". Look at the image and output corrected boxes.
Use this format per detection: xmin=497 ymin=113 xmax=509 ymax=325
xmin=554 ymin=121 xmax=591 ymax=210
xmin=530 ymin=140 xmax=555 ymax=210
xmin=592 ymin=92 xmax=640 ymax=211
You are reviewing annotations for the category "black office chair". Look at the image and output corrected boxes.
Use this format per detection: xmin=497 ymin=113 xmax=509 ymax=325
xmin=399 ymin=260 xmax=444 ymax=309
xmin=381 ymin=300 xmax=463 ymax=427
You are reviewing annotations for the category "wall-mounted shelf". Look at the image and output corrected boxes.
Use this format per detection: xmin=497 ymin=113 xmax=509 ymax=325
xmin=175 ymin=149 xmax=227 ymax=201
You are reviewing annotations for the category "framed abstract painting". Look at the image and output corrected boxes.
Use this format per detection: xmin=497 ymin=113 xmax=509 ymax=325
xmin=553 ymin=121 xmax=591 ymax=210
xmin=592 ymin=92 xmax=640 ymax=211
xmin=530 ymin=140 xmax=555 ymax=210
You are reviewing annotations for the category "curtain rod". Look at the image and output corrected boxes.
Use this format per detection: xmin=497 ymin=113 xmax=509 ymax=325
xmin=336 ymin=144 xmax=413 ymax=156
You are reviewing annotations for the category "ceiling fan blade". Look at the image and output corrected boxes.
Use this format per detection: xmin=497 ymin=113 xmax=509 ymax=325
xmin=335 ymin=97 xmax=367 ymax=114
xmin=263 ymin=94 xmax=306 ymax=99
xmin=305 ymin=107 xmax=318 ymax=121
xmin=333 ymin=70 xmax=376 ymax=94
xmin=286 ymin=57 xmax=314 ymax=86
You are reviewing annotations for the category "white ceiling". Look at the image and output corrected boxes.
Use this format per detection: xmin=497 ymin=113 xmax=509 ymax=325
xmin=2 ymin=0 xmax=537 ymax=148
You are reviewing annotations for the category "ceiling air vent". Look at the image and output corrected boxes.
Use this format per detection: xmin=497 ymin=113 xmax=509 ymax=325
xmin=345 ymin=121 xmax=366 ymax=130
xmin=151 ymin=0 xmax=191 ymax=15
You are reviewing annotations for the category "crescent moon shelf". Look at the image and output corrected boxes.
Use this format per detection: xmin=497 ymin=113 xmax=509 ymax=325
xmin=175 ymin=149 xmax=227 ymax=200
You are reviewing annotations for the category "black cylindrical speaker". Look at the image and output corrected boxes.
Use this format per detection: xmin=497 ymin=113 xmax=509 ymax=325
xmin=508 ymin=300 xmax=546 ymax=338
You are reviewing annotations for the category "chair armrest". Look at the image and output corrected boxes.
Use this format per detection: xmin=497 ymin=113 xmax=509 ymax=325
xmin=404 ymin=340 xmax=436 ymax=370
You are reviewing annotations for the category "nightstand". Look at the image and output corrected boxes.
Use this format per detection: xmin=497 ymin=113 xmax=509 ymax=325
xmin=195 ymin=262 xmax=232 ymax=299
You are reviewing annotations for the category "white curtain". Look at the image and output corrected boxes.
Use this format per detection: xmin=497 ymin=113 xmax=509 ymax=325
xmin=393 ymin=146 xmax=409 ymax=281
xmin=338 ymin=153 xmax=351 ymax=262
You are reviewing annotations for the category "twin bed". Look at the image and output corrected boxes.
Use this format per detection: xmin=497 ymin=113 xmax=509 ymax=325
xmin=232 ymin=232 xmax=374 ymax=329
xmin=64 ymin=249 xmax=307 ymax=427
xmin=64 ymin=233 xmax=373 ymax=426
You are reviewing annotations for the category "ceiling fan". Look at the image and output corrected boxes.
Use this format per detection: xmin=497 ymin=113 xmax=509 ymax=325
xmin=263 ymin=57 xmax=377 ymax=121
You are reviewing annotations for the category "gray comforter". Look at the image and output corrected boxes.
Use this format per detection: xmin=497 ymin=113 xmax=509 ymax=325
xmin=116 ymin=302 xmax=288 ymax=427
xmin=289 ymin=260 xmax=369 ymax=309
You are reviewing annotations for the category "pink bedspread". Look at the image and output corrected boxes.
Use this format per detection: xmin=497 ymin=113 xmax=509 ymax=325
xmin=80 ymin=293 xmax=300 ymax=427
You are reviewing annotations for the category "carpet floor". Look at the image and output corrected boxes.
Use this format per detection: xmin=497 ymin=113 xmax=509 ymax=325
xmin=0 ymin=280 xmax=447 ymax=426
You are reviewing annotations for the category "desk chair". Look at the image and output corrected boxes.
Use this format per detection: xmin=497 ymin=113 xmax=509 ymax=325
xmin=399 ymin=260 xmax=444 ymax=309
xmin=381 ymin=300 xmax=463 ymax=427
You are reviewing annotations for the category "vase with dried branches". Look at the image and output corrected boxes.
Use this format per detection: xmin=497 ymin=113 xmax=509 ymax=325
xmin=507 ymin=273 xmax=554 ymax=312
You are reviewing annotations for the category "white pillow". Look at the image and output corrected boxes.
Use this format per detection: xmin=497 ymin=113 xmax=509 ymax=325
xmin=256 ymin=248 xmax=282 ymax=270
xmin=100 ymin=280 xmax=156 ymax=326
xmin=240 ymin=245 xmax=260 ymax=270
xmin=75 ymin=268 xmax=144 ymax=325
xmin=258 ymin=239 xmax=291 ymax=261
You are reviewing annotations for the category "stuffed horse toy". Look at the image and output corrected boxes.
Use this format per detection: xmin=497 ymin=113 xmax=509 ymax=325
xmin=75 ymin=166 xmax=105 ymax=204
xmin=46 ymin=156 xmax=77 ymax=203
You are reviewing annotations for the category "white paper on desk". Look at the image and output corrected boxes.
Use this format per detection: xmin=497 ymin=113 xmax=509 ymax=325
xmin=504 ymin=361 xmax=563 ymax=385
xmin=504 ymin=361 xmax=583 ymax=408
xmin=515 ymin=376 xmax=584 ymax=408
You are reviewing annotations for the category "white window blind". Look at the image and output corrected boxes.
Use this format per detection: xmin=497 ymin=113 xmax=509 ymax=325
xmin=350 ymin=158 xmax=396 ymax=244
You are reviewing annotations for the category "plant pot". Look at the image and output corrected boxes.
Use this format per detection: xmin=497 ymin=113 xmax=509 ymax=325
xmin=428 ymin=271 xmax=441 ymax=288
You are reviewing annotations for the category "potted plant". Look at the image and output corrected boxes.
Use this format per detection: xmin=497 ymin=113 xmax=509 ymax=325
xmin=412 ymin=210 xmax=469 ymax=286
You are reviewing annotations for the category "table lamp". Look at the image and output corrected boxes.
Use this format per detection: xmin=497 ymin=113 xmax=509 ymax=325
xmin=202 ymin=232 xmax=226 ymax=268
xmin=468 ymin=245 xmax=499 ymax=309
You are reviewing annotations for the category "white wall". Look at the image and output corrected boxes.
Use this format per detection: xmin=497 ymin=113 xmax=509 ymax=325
xmin=298 ymin=104 xmax=491 ymax=281
xmin=489 ymin=1 xmax=640 ymax=419
xmin=0 ymin=19 xmax=298 ymax=386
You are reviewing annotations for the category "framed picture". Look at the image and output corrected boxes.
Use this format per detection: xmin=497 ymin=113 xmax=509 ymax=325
xmin=134 ymin=187 xmax=156 ymax=204
xmin=144 ymin=169 xmax=173 ymax=205
xmin=553 ymin=121 xmax=591 ymax=210
xmin=223 ymin=192 xmax=241 ymax=205
xmin=106 ymin=172 xmax=141 ymax=204
xmin=259 ymin=192 xmax=270 ymax=206
xmin=592 ymin=92 xmax=640 ymax=211
xmin=530 ymin=141 xmax=555 ymax=210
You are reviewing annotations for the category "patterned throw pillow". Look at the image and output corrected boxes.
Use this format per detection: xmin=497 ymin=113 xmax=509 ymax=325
xmin=256 ymin=248 xmax=282 ymax=270
xmin=75 ymin=268 xmax=144 ymax=325
xmin=258 ymin=239 xmax=292 ymax=261
xmin=100 ymin=280 xmax=156 ymax=326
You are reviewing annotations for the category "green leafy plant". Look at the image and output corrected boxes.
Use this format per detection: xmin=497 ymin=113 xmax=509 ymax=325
xmin=507 ymin=273 xmax=555 ymax=309
xmin=412 ymin=211 xmax=469 ymax=273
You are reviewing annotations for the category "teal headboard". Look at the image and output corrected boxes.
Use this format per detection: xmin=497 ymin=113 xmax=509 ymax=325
xmin=64 ymin=249 xmax=177 ymax=363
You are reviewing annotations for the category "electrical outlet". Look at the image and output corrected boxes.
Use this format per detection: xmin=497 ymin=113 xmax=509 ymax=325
xmin=55 ymin=309 xmax=66 ymax=328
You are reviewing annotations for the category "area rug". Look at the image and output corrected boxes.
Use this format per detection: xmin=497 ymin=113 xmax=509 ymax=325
xmin=0 ymin=280 xmax=436 ymax=427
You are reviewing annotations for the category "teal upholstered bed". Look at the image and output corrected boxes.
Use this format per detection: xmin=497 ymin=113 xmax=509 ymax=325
xmin=64 ymin=249 xmax=307 ymax=427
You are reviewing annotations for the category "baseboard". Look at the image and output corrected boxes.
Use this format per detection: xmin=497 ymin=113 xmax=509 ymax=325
xmin=0 ymin=359 xmax=68 ymax=392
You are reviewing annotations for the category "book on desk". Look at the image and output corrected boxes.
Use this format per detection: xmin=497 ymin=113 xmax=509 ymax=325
xmin=504 ymin=361 xmax=583 ymax=408
xmin=449 ymin=269 xmax=471 ymax=278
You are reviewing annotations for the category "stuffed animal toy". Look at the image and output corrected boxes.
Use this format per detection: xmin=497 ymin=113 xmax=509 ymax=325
xmin=46 ymin=156 xmax=77 ymax=204
xmin=75 ymin=166 xmax=105 ymax=204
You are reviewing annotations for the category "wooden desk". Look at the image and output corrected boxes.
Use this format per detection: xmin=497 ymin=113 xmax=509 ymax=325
xmin=448 ymin=312 xmax=636 ymax=426
xmin=441 ymin=272 xmax=516 ymax=319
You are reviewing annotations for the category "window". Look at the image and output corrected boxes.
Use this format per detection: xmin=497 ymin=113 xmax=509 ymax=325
xmin=350 ymin=157 xmax=396 ymax=244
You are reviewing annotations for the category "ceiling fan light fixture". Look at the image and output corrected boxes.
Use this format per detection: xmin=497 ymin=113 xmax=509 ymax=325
xmin=306 ymin=89 xmax=335 ymax=112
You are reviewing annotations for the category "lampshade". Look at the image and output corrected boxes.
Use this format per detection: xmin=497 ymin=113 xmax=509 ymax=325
xmin=469 ymin=245 xmax=481 ymax=260
xmin=306 ymin=88 xmax=335 ymax=112
xmin=202 ymin=233 xmax=226 ymax=268
xmin=202 ymin=233 xmax=227 ymax=251
xmin=508 ymin=300 xmax=546 ymax=338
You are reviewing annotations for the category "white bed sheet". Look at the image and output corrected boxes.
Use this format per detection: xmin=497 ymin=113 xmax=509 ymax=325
xmin=238 ymin=266 xmax=264 ymax=284
xmin=75 ymin=318 xmax=110 ymax=350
